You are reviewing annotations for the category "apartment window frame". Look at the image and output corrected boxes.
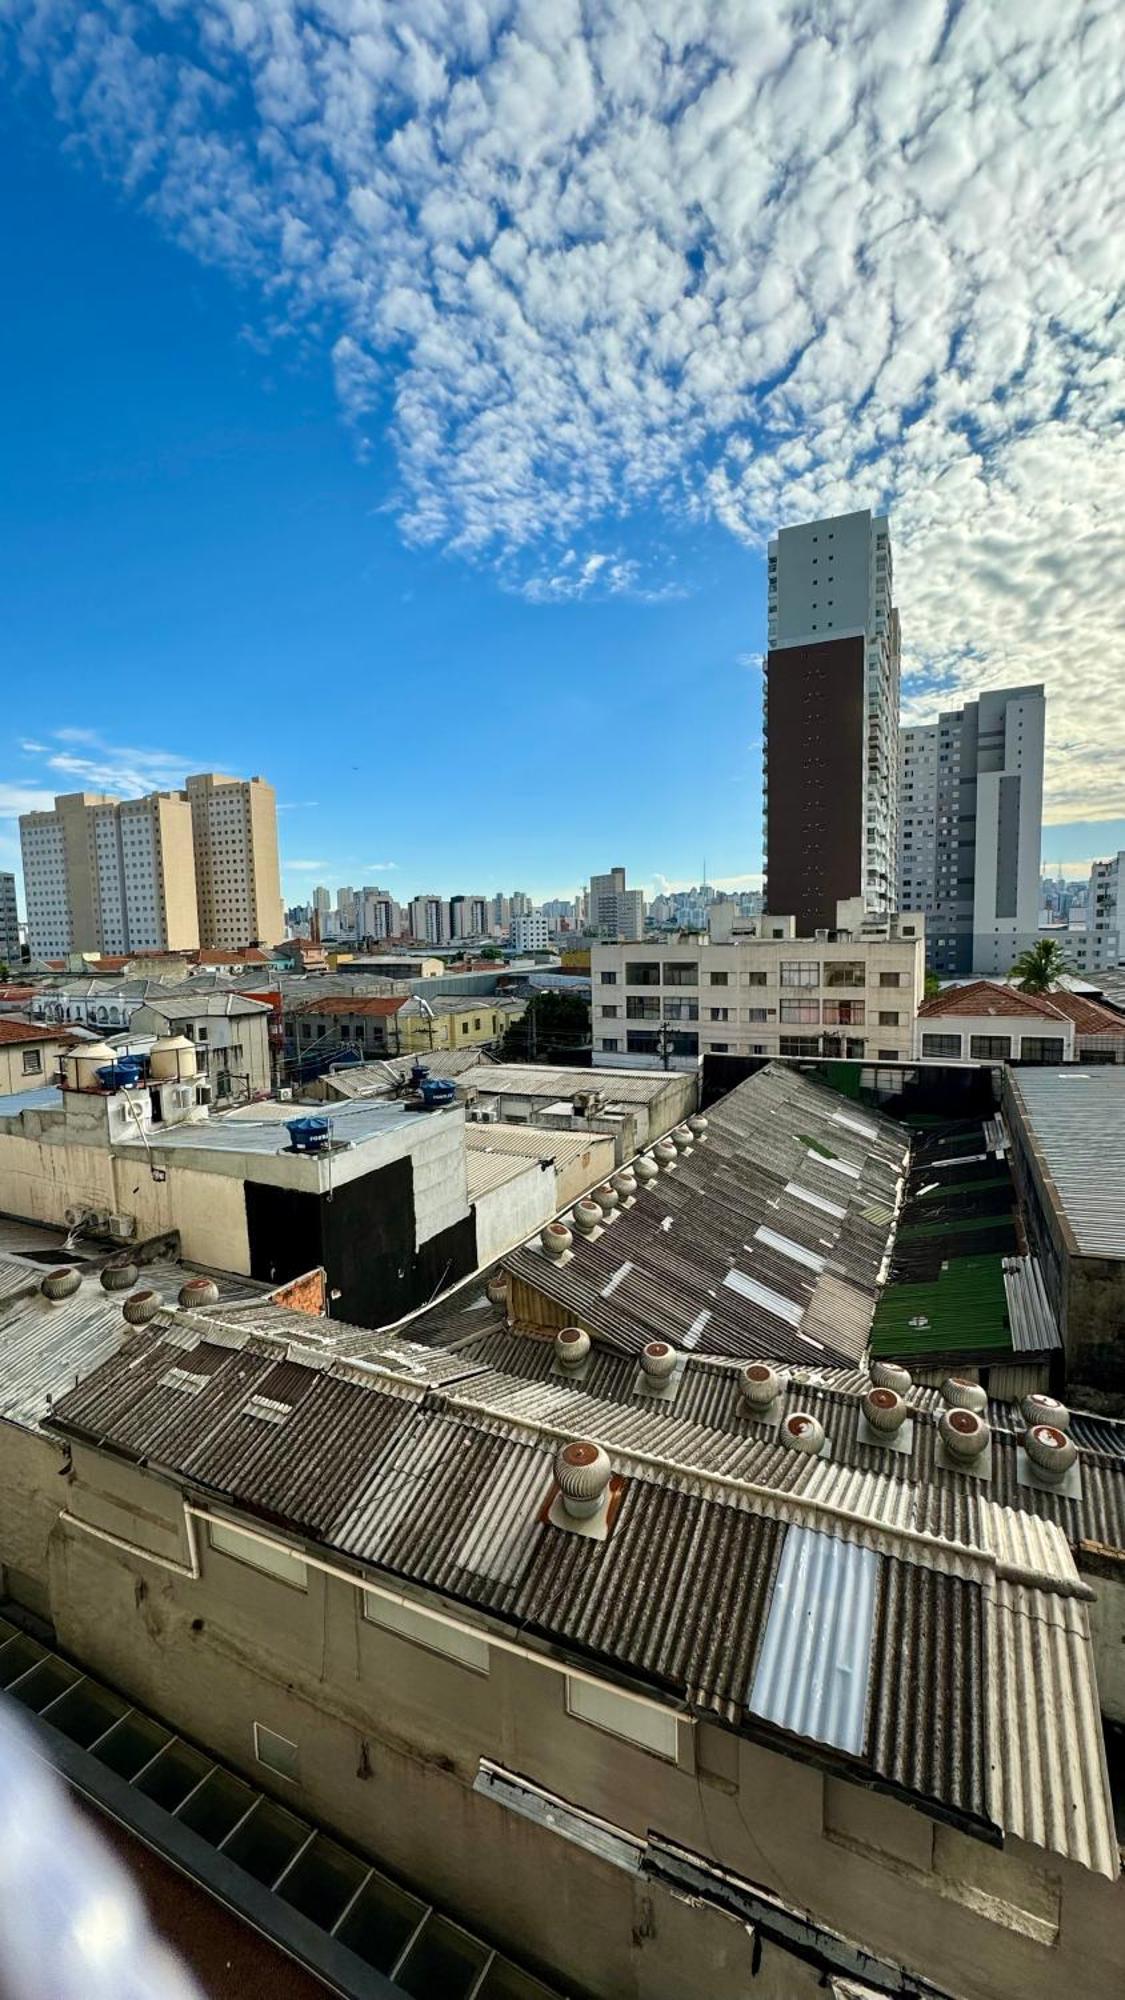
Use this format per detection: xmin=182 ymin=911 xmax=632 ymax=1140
xmin=879 ymin=972 xmax=903 ymax=988
xmin=1018 ymin=1036 xmax=1066 ymax=1065
xmin=823 ymin=962 xmax=865 ymax=989
xmin=780 ymin=961 xmax=819 ymax=988
xmin=207 ymin=1517 xmax=308 ymax=1590
xmin=780 ymin=998 xmax=819 ymax=1024
xmin=878 ymin=1011 xmax=900 ymax=1027
xmin=362 ymin=1588 xmax=489 ymax=1674
xmin=624 ymin=962 xmax=661 ymax=986
xmin=22 ymin=1049 xmax=44 ymax=1074
xmin=921 ymin=1032 xmax=962 ymax=1059
xmin=599 ymin=970 xmax=618 ymax=986
xmin=708 ymin=970 xmax=730 ymax=987
xmin=663 ymin=962 xmax=699 ymax=988
xmin=565 ymin=1675 xmax=679 ymax=1761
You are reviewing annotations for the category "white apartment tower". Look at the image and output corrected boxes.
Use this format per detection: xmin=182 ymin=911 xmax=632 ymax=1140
xmin=898 ymin=685 xmax=1045 ymax=976
xmin=409 ymin=895 xmax=451 ymax=946
xmin=589 ymin=867 xmax=645 ymax=941
xmin=509 ymin=912 xmax=551 ymax=952
xmin=0 ymin=871 xmax=20 ymax=965
xmin=186 ymin=773 xmax=284 ymax=950
xmin=764 ymin=509 xmax=900 ymax=931
xmin=450 ymin=894 xmax=489 ymax=940
xmin=19 ymin=791 xmax=198 ymax=958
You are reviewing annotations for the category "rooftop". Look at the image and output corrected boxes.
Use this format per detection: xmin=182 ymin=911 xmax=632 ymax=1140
xmin=1006 ymin=1067 xmax=1125 ymax=1259
xmin=291 ymin=994 xmax=405 ymax=1018
xmin=455 ymin=1062 xmax=691 ymax=1104
xmin=0 ymin=1019 xmax=66 ymax=1046
xmin=140 ymin=992 xmax=274 ymax=1020
xmin=917 ymin=981 xmax=1066 ymax=1022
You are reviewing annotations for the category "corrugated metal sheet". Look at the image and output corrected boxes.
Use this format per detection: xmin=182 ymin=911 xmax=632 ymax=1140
xmin=868 ymin=1560 xmax=988 ymax=1825
xmin=986 ymin=1578 xmax=1118 ymax=1877
xmin=466 ymin=1149 xmax=539 ymax=1198
xmin=748 ymin=1527 xmax=877 ymax=1754
xmin=1007 ymin=1068 xmax=1125 ymax=1258
xmin=1002 ymin=1256 xmax=1061 ymax=1354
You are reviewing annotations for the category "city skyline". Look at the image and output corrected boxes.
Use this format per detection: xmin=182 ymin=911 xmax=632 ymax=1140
xmin=2 ymin=6 xmax=1123 ymax=913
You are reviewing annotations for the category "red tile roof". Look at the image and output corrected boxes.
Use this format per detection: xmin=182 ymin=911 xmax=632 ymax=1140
xmin=293 ymin=994 xmax=405 ymax=1017
xmin=916 ymin=980 xmax=1068 ymax=1023
xmin=192 ymin=948 xmax=270 ymax=965
xmin=1038 ymin=989 xmax=1125 ymax=1038
xmin=0 ymin=1019 xmax=65 ymax=1045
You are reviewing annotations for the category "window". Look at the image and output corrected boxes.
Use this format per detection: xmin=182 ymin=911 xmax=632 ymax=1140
xmin=879 ymin=972 xmax=902 ymax=988
xmin=780 ymin=998 xmax=819 ymax=1024
xmin=1018 ymin=1036 xmax=1066 ymax=1064
xmin=878 ymin=1011 xmax=900 ymax=1027
xmin=824 ymin=962 xmax=865 ymax=988
xmin=626 ymin=995 xmax=661 ymax=1021
xmin=969 ymin=1035 xmax=1011 ymax=1061
xmin=566 ymin=1676 xmax=678 ymax=1759
xmin=22 ymin=1049 xmax=44 ymax=1074
xmin=625 ymin=962 xmax=660 ymax=985
xmin=664 ymin=1000 xmax=698 ymax=1022
xmin=745 ymin=1008 xmax=768 ymax=1023
xmin=877 ymin=1049 xmax=899 ymax=1061
xmin=664 ymin=962 xmax=698 ymax=987
xmin=362 ymin=1590 xmax=489 ymax=1671
xmin=599 ymin=971 xmax=618 ymax=985
xmin=473 ymin=1018 xmax=481 ymax=1031
xmin=339 ymin=1023 xmax=351 ymax=1039
xmin=208 ymin=1518 xmax=307 ymax=1588
xmin=626 ymin=1030 xmax=660 ymax=1055
xmin=708 ymin=970 xmax=729 ymax=987
xmin=253 ymin=1722 xmax=299 ymax=1783
xmin=711 ymin=1042 xmax=729 ymax=1053
xmin=709 ymin=1007 xmax=730 ymax=1022
xmin=600 ymin=1004 xmax=618 ymax=1019
xmin=601 ymin=1037 xmax=619 ymax=1053
xmin=780 ymin=961 xmax=819 ymax=988
xmin=461 ymin=1020 xmax=469 ymax=1034
xmin=922 ymin=1032 xmax=961 ymax=1059
xmin=779 ymin=1035 xmax=819 ymax=1057
xmin=745 ymin=970 xmax=768 ymax=987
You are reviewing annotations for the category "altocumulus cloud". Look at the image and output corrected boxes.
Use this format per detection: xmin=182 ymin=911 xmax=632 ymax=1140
xmin=4 ymin=2 xmax=1123 ymax=817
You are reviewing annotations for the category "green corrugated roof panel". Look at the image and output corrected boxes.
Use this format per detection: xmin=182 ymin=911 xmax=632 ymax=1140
xmin=871 ymin=1255 xmax=1011 ymax=1360
xmin=898 ymin=1211 xmax=1017 ymax=1243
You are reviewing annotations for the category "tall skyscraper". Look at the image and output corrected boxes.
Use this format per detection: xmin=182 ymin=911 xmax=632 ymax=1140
xmin=185 ymin=773 xmax=283 ymax=949
xmin=589 ymin=867 xmax=645 ymax=940
xmin=450 ymin=894 xmax=489 ymax=939
xmin=764 ymin=508 xmax=900 ymax=932
xmin=409 ymin=894 xmax=451 ymax=945
xmin=19 ymin=791 xmax=198 ymax=958
xmin=0 ymin=871 xmax=20 ymax=965
xmin=898 ymin=685 xmax=1045 ymax=976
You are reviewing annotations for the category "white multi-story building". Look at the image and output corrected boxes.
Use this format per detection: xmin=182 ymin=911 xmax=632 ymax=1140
xmin=357 ymin=886 xmax=399 ymax=942
xmin=1066 ymin=852 xmax=1125 ymax=974
xmin=509 ymin=911 xmax=551 ymax=952
xmin=0 ymin=872 xmax=20 ymax=965
xmin=765 ymin=509 xmax=900 ymax=930
xmin=591 ymin=902 xmax=925 ymax=1069
xmin=898 ymin=685 xmax=1044 ymax=977
xmin=185 ymin=773 xmax=284 ymax=950
xmin=450 ymin=894 xmax=489 ymax=940
xmin=409 ymin=894 xmax=451 ymax=946
xmin=589 ymin=866 xmax=645 ymax=941
xmin=19 ymin=790 xmax=198 ymax=958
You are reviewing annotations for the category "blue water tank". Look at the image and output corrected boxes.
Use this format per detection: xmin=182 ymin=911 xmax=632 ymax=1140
xmin=419 ymin=1077 xmax=456 ymax=1109
xmin=95 ymin=1056 xmax=147 ymax=1091
xmin=286 ymin=1116 xmax=332 ymax=1153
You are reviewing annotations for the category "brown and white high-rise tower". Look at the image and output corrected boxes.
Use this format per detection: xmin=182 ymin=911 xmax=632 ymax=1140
xmin=763 ymin=508 xmax=900 ymax=933
xmin=19 ymin=790 xmax=198 ymax=958
xmin=185 ymin=773 xmax=283 ymax=949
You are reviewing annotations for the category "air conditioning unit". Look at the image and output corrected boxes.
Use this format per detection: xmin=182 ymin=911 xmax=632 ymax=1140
xmin=278 ymin=1086 xmax=293 ymax=1101
xmin=103 ymin=1214 xmax=136 ymax=1242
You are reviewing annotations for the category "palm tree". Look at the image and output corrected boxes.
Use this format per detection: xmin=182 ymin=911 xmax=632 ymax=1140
xmin=1010 ymin=938 xmax=1072 ymax=994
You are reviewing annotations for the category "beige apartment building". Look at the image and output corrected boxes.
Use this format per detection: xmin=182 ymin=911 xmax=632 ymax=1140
xmin=19 ymin=790 xmax=199 ymax=958
xmin=186 ymin=772 xmax=283 ymax=949
xmin=591 ymin=902 xmax=925 ymax=1068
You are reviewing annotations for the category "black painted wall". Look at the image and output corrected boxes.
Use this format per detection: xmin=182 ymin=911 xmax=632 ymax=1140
xmin=244 ymin=1155 xmax=477 ymax=1329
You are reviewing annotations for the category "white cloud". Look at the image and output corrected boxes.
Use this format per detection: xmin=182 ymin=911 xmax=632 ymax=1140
xmin=5 ymin=1 xmax=1123 ymax=815
xmin=15 ymin=729 xmax=205 ymax=799
xmin=651 ymin=871 xmax=764 ymax=895
xmin=0 ymin=785 xmax=58 ymax=821
xmin=284 ymin=860 xmax=333 ymax=871
xmin=361 ymin=862 xmax=397 ymax=871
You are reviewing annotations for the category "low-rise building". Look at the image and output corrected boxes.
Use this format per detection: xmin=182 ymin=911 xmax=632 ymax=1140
xmin=0 ymin=1020 xmax=68 ymax=1095
xmin=289 ymin=993 xmax=523 ymax=1067
xmin=915 ymin=981 xmax=1125 ymax=1066
xmin=591 ymin=903 xmax=924 ymax=1069
xmin=509 ymin=912 xmax=550 ymax=952
xmin=131 ymin=991 xmax=274 ymax=1100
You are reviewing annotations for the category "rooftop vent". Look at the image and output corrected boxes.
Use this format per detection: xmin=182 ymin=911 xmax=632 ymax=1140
xmin=687 ymin=1114 xmax=709 ymax=1139
xmin=40 ymin=1267 xmax=81 ymax=1303
xmin=652 ymin=1138 xmax=678 ymax=1170
xmin=540 ymin=1220 xmax=572 ymax=1261
xmin=1021 ymin=1392 xmax=1070 ymax=1431
xmin=611 ymin=1169 xmax=637 ymax=1201
xmin=100 ymin=1259 xmax=139 ymax=1294
xmin=671 ymin=1125 xmax=693 ymax=1153
xmin=941 ymin=1376 xmax=987 ymax=1415
xmin=781 ymin=1411 xmax=825 ymax=1455
xmin=555 ymin=1326 xmax=591 ymax=1371
xmin=553 ymin=1440 xmax=612 ymax=1521
xmin=863 ymin=1386 xmax=909 ymax=1434
xmin=178 ymin=1276 xmax=220 ymax=1309
xmin=485 ymin=1270 xmax=508 ymax=1307
xmin=592 ymin=1183 xmax=619 ymax=1216
xmin=633 ymin=1155 xmax=660 ymax=1185
xmin=122 ymin=1289 xmax=162 ymax=1327
xmin=571 ymin=1198 xmax=602 ymax=1237
xmin=870 ymin=1359 xmax=912 ymax=1395
xmin=741 ymin=1361 xmax=787 ymax=1412
xmin=939 ymin=1407 xmax=990 ymax=1461
xmin=639 ymin=1340 xmax=677 ymax=1382
xmin=1023 ymin=1422 xmax=1077 ymax=1481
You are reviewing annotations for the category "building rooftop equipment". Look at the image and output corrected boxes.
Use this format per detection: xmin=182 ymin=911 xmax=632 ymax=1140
xmin=1005 ymin=1067 xmax=1125 ymax=1259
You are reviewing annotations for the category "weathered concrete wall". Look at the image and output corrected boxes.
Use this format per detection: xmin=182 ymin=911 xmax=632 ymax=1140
xmin=23 ymin=1449 xmax=1120 ymax=2000
xmin=472 ymin=1167 xmax=556 ymax=1267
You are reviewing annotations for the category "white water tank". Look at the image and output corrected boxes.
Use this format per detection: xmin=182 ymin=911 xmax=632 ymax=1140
xmin=149 ymin=1034 xmax=198 ymax=1082
xmin=62 ymin=1041 xmax=116 ymax=1092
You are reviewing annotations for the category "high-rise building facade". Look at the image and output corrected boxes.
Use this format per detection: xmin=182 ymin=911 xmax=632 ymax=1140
xmin=409 ymin=895 xmax=451 ymax=946
xmin=898 ymin=685 xmax=1044 ymax=976
xmin=0 ymin=871 xmax=20 ymax=965
xmin=357 ymin=886 xmax=399 ymax=942
xmin=509 ymin=911 xmax=550 ymax=952
xmin=589 ymin=867 xmax=645 ymax=941
xmin=19 ymin=791 xmax=198 ymax=958
xmin=450 ymin=894 xmax=489 ymax=940
xmin=185 ymin=774 xmax=283 ymax=950
xmin=764 ymin=509 xmax=900 ymax=932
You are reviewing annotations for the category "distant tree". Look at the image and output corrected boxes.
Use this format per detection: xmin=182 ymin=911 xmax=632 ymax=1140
xmin=923 ymin=971 xmax=941 ymax=1001
xmin=500 ymin=990 xmax=591 ymax=1063
xmin=1010 ymin=938 xmax=1071 ymax=994
xmin=477 ymin=944 xmax=504 ymax=961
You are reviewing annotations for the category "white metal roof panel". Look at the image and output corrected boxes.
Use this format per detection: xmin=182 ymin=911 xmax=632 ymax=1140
xmin=748 ymin=1526 xmax=878 ymax=1755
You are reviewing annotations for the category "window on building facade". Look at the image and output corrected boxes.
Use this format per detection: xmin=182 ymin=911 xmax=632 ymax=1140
xmin=877 ymin=1049 xmax=899 ymax=1061
xmin=600 ymin=1004 xmax=618 ymax=1019
xmin=664 ymin=963 xmax=699 ymax=987
xmin=22 ymin=1049 xmax=43 ymax=1074
xmin=625 ymin=962 xmax=660 ymax=985
xmin=599 ymin=970 xmax=617 ymax=985
xmin=208 ymin=1518 xmax=307 ymax=1588
xmin=711 ymin=1042 xmax=729 ymax=1052
xmin=253 ymin=1722 xmax=300 ymax=1782
xmin=823 ymin=1001 xmax=865 ymax=1026
xmin=921 ymin=1032 xmax=961 ymax=1058
xmin=626 ymin=996 xmax=661 ymax=1021
xmin=780 ymin=999 xmax=819 ymax=1024
xmin=745 ymin=1008 xmax=768 ymax=1023
xmin=566 ymin=1676 xmax=678 ymax=1759
xmin=362 ymin=1590 xmax=489 ymax=1671
xmin=745 ymin=971 xmax=768 ymax=986
xmin=626 ymin=1030 xmax=660 ymax=1054
xmin=824 ymin=962 xmax=865 ymax=988
xmin=709 ymin=1007 xmax=730 ymax=1022
xmin=708 ymin=970 xmax=729 ymax=986
xmin=1019 ymin=1038 xmax=1066 ymax=1064
xmin=669 ymin=1032 xmax=698 ymax=1056
xmin=664 ymin=1000 xmax=698 ymax=1022
xmin=601 ymin=1037 xmax=619 ymax=1052
xmin=879 ymin=972 xmax=902 ymax=987
xmin=779 ymin=1035 xmax=819 ymax=1057
xmin=969 ymin=1035 xmax=1012 ymax=1061
xmin=780 ymin=961 xmax=819 ymax=988
xmin=878 ymin=1011 xmax=900 ymax=1027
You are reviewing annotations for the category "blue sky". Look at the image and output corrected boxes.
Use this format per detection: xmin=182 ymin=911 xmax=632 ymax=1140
xmin=1 ymin=4 xmax=1121 ymax=907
